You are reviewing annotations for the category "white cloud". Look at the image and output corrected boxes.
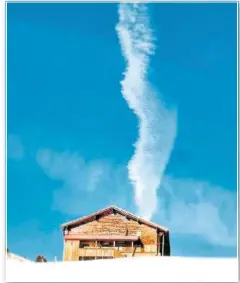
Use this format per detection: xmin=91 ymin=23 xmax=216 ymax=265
xmin=116 ymin=3 xmax=177 ymax=220
xmin=36 ymin=148 xmax=236 ymax=249
xmin=34 ymin=4 xmax=236 ymax=252
xmin=115 ymin=3 xmax=236 ymax=250
xmin=155 ymin=176 xmax=237 ymax=247
xmin=36 ymin=148 xmax=134 ymax=216
xmin=7 ymin=135 xmax=25 ymax=160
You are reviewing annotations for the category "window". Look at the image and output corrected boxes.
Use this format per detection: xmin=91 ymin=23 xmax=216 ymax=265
xmin=79 ymin=242 xmax=89 ymax=248
xmin=115 ymin=240 xmax=142 ymax=248
xmin=135 ymin=240 xmax=143 ymax=248
xmin=100 ymin=241 xmax=113 ymax=247
xmin=115 ymin=241 xmax=124 ymax=247
xmin=115 ymin=241 xmax=132 ymax=247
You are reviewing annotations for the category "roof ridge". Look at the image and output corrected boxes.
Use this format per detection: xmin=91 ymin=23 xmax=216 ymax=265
xmin=111 ymin=205 xmax=168 ymax=232
xmin=61 ymin=205 xmax=168 ymax=232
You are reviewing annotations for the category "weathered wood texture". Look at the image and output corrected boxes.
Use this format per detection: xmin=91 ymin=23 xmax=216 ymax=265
xmin=79 ymin=248 xmax=115 ymax=258
xmin=64 ymin=240 xmax=79 ymax=261
xmin=69 ymin=213 xmax=157 ymax=244
xmin=63 ymin=212 xmax=161 ymax=260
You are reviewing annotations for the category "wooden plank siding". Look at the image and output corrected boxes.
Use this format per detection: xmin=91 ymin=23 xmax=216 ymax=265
xmin=69 ymin=213 xmax=158 ymax=246
xmin=63 ymin=213 xmax=160 ymax=260
xmin=62 ymin=207 xmax=170 ymax=261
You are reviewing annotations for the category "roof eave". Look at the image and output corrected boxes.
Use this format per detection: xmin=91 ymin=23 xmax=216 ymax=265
xmin=61 ymin=205 xmax=169 ymax=232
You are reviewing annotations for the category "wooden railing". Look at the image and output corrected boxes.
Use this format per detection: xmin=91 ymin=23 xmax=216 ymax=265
xmin=78 ymin=247 xmax=144 ymax=259
xmin=79 ymin=248 xmax=115 ymax=258
xmin=115 ymin=246 xmax=143 ymax=253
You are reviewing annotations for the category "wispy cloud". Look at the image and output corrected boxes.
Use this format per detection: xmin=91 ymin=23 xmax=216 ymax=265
xmin=115 ymin=3 xmax=236 ymax=252
xmin=116 ymin=3 xmax=177 ymax=219
xmin=156 ymin=176 xmax=237 ymax=248
xmin=36 ymin=148 xmax=236 ymax=253
xmin=34 ymin=3 xmax=236 ymax=256
xmin=36 ymin=149 xmax=134 ymax=216
xmin=7 ymin=135 xmax=25 ymax=160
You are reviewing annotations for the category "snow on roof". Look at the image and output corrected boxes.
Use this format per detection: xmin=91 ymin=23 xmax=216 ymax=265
xmin=6 ymin=256 xmax=237 ymax=282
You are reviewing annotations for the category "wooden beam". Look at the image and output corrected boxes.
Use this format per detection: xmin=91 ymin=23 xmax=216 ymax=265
xmin=95 ymin=214 xmax=100 ymax=221
xmin=161 ymin=234 xmax=165 ymax=256
xmin=65 ymin=234 xmax=139 ymax=241
xmin=62 ymin=239 xmax=65 ymax=261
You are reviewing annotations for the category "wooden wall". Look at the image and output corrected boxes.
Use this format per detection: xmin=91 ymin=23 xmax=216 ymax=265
xmin=64 ymin=240 xmax=79 ymax=261
xmin=63 ymin=212 xmax=161 ymax=260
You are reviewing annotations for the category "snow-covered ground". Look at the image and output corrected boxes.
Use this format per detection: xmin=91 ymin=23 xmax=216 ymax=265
xmin=6 ymin=252 xmax=31 ymax=262
xmin=6 ymin=256 xmax=238 ymax=282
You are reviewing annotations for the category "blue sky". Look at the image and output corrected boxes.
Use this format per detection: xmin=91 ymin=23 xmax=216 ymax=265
xmin=7 ymin=2 xmax=237 ymax=260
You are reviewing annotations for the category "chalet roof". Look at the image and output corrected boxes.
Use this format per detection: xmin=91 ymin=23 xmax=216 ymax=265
xmin=61 ymin=205 xmax=168 ymax=233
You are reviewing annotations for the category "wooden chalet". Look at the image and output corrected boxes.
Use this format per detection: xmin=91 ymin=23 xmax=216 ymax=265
xmin=61 ymin=205 xmax=170 ymax=261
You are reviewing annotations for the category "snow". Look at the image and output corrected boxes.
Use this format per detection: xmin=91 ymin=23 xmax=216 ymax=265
xmin=6 ymin=252 xmax=31 ymax=262
xmin=6 ymin=256 xmax=238 ymax=282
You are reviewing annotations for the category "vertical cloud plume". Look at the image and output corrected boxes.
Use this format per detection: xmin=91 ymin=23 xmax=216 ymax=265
xmin=116 ymin=4 xmax=177 ymax=219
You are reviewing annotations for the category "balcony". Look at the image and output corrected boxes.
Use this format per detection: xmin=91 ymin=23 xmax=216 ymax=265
xmin=79 ymin=248 xmax=120 ymax=259
xmin=79 ymin=248 xmax=114 ymax=258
